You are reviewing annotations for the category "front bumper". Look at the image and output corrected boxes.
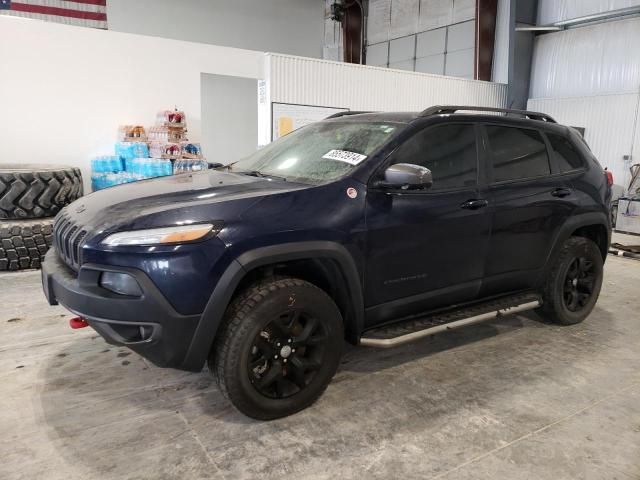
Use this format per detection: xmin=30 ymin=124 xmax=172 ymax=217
xmin=41 ymin=249 xmax=202 ymax=370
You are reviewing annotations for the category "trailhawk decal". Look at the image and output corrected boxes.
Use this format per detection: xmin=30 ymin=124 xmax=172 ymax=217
xmin=322 ymin=149 xmax=367 ymax=165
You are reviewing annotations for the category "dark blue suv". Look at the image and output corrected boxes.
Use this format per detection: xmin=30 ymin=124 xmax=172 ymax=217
xmin=41 ymin=106 xmax=611 ymax=419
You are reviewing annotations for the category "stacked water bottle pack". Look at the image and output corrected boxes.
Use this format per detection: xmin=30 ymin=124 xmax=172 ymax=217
xmin=124 ymin=158 xmax=173 ymax=178
xmin=91 ymin=142 xmax=172 ymax=191
xmin=91 ymin=152 xmax=173 ymax=191
xmin=90 ymin=108 xmax=208 ymax=191
xmin=173 ymin=159 xmax=208 ymax=174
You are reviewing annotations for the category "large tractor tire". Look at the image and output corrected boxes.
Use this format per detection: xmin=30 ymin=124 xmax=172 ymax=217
xmin=0 ymin=164 xmax=83 ymax=219
xmin=0 ymin=219 xmax=54 ymax=271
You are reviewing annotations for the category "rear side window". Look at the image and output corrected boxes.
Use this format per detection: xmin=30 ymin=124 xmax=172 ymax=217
xmin=547 ymin=133 xmax=585 ymax=172
xmin=485 ymin=126 xmax=550 ymax=182
xmin=389 ymin=124 xmax=477 ymax=190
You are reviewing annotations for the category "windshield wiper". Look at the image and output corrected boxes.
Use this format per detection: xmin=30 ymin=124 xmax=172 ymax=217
xmin=238 ymin=170 xmax=287 ymax=181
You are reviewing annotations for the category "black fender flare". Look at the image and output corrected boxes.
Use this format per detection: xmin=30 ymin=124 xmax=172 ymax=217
xmin=538 ymin=211 xmax=610 ymax=285
xmin=180 ymin=241 xmax=364 ymax=371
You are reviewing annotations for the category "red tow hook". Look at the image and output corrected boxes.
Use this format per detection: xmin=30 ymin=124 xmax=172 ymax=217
xmin=69 ymin=317 xmax=89 ymax=329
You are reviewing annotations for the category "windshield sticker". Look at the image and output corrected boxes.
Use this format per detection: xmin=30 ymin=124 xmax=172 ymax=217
xmin=322 ymin=149 xmax=367 ymax=165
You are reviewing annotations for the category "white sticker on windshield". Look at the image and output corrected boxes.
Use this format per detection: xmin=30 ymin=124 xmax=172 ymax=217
xmin=322 ymin=149 xmax=367 ymax=165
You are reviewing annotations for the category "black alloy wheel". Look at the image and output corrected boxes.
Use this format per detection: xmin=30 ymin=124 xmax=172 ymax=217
xmin=538 ymin=236 xmax=604 ymax=325
xmin=211 ymin=277 xmax=343 ymax=419
xmin=248 ymin=310 xmax=328 ymax=399
xmin=563 ymin=256 xmax=596 ymax=312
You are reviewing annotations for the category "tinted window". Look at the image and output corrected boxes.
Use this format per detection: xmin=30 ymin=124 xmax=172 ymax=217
xmin=547 ymin=133 xmax=584 ymax=172
xmin=486 ymin=126 xmax=550 ymax=182
xmin=389 ymin=124 xmax=477 ymax=190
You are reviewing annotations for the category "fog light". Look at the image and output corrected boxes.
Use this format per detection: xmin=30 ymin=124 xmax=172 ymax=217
xmin=100 ymin=272 xmax=142 ymax=296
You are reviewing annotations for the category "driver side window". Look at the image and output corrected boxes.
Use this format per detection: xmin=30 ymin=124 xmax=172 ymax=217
xmin=389 ymin=124 xmax=478 ymax=190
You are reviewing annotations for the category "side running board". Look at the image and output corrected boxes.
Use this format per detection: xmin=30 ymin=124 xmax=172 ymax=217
xmin=360 ymin=293 xmax=541 ymax=348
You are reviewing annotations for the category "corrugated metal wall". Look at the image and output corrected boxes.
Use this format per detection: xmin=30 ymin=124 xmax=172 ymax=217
xmin=529 ymin=17 xmax=640 ymax=99
xmin=537 ymin=0 xmax=640 ymax=24
xmin=528 ymin=95 xmax=640 ymax=188
xmin=528 ymin=16 xmax=640 ymax=189
xmin=266 ymin=53 xmax=507 ymax=112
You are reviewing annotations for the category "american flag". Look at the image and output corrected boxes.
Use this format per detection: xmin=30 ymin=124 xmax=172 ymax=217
xmin=0 ymin=0 xmax=107 ymax=29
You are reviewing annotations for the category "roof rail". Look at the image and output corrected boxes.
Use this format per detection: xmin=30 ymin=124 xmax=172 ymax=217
xmin=419 ymin=105 xmax=557 ymax=123
xmin=325 ymin=111 xmax=373 ymax=119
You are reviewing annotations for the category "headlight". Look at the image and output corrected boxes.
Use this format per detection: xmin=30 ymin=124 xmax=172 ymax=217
xmin=101 ymin=223 xmax=219 ymax=246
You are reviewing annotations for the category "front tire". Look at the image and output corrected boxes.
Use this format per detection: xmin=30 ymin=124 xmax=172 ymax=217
xmin=210 ymin=278 xmax=343 ymax=420
xmin=538 ymin=236 xmax=603 ymax=325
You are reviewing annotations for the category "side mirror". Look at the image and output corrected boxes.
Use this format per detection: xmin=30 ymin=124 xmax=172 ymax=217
xmin=376 ymin=163 xmax=433 ymax=190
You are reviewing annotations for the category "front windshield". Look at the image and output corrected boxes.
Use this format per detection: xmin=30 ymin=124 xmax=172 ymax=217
xmin=229 ymin=121 xmax=404 ymax=184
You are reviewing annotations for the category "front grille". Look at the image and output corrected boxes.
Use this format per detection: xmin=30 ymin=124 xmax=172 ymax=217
xmin=53 ymin=212 xmax=87 ymax=271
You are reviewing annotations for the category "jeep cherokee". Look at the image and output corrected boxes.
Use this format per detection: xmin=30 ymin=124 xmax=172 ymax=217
xmin=41 ymin=105 xmax=611 ymax=419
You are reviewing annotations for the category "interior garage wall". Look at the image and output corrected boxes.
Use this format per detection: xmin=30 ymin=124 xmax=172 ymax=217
xmin=529 ymin=17 xmax=640 ymax=99
xmin=201 ymin=74 xmax=258 ymax=165
xmin=261 ymin=53 xmax=507 ymax=144
xmin=529 ymin=94 xmax=639 ymax=188
xmin=106 ymin=0 xmax=325 ymax=59
xmin=266 ymin=53 xmax=506 ymax=111
xmin=527 ymin=16 xmax=640 ymax=188
xmin=365 ymin=0 xmax=476 ymax=78
xmin=537 ymin=0 xmax=640 ymax=24
xmin=0 ymin=16 xmax=264 ymax=190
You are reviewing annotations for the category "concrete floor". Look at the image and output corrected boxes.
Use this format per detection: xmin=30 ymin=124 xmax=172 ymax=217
xmin=1 ymin=254 xmax=639 ymax=479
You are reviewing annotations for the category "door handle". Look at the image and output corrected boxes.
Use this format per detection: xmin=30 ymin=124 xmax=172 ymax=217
xmin=460 ymin=199 xmax=489 ymax=210
xmin=551 ymin=188 xmax=572 ymax=198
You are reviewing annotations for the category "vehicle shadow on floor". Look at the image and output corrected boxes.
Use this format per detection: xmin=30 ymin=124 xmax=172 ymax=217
xmin=339 ymin=312 xmax=538 ymax=374
xmin=36 ymin=306 xmax=615 ymax=477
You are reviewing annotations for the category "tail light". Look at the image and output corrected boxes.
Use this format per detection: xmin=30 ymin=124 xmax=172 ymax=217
xmin=605 ymin=168 xmax=613 ymax=186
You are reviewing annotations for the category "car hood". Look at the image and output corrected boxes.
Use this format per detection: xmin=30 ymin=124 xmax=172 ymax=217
xmin=64 ymin=170 xmax=309 ymax=233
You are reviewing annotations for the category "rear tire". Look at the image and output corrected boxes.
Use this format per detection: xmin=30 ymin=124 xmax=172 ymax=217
xmin=210 ymin=278 xmax=343 ymax=420
xmin=538 ymin=236 xmax=603 ymax=325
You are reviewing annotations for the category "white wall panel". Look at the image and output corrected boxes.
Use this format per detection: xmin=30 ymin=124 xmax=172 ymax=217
xmin=446 ymin=20 xmax=475 ymax=52
xmin=367 ymin=42 xmax=390 ymax=66
xmin=389 ymin=35 xmax=416 ymax=62
xmin=452 ymin=0 xmax=476 ymax=23
xmin=416 ymin=28 xmax=446 ymax=57
xmin=368 ymin=0 xmax=392 ymax=44
xmin=445 ymin=48 xmax=474 ymax=78
xmin=537 ymin=0 xmax=640 ymax=24
xmin=390 ymin=0 xmax=420 ymax=39
xmin=528 ymin=94 xmax=639 ymax=188
xmin=529 ymin=17 xmax=640 ymax=98
xmin=389 ymin=59 xmax=416 ymax=71
xmin=266 ymin=53 xmax=506 ymax=113
xmin=106 ymin=0 xmax=324 ymax=59
xmin=418 ymin=0 xmax=453 ymax=31
xmin=416 ymin=54 xmax=445 ymax=75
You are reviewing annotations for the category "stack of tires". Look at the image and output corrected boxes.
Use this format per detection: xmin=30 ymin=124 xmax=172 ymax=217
xmin=0 ymin=164 xmax=83 ymax=271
